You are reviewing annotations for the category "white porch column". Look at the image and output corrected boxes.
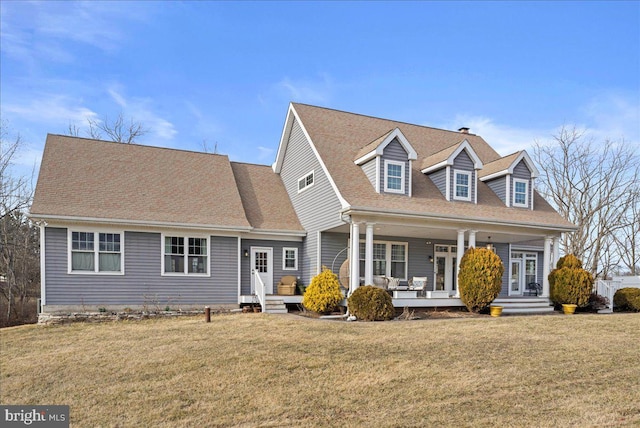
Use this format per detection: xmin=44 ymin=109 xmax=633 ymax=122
xmin=468 ymin=230 xmax=477 ymax=248
xmin=456 ymin=230 xmax=466 ymax=297
xmin=364 ymin=223 xmax=374 ymax=285
xmin=553 ymin=235 xmax=561 ymax=268
xmin=542 ymin=236 xmax=552 ymax=298
xmin=350 ymin=222 xmax=361 ymax=294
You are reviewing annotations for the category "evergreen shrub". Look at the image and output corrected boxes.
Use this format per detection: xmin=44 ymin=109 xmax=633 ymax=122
xmin=302 ymin=267 xmax=344 ymax=314
xmin=347 ymin=285 xmax=394 ymax=321
xmin=613 ymin=288 xmax=640 ymax=312
xmin=458 ymin=247 xmax=504 ymax=313
xmin=549 ymin=254 xmax=593 ymax=308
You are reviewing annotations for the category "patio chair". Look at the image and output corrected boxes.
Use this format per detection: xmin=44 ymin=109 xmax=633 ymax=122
xmin=525 ymin=282 xmax=542 ymax=296
xmin=373 ymin=275 xmax=389 ymax=289
xmin=277 ymin=275 xmax=297 ymax=295
xmin=409 ymin=277 xmax=427 ymax=297
xmin=386 ymin=277 xmax=400 ymax=290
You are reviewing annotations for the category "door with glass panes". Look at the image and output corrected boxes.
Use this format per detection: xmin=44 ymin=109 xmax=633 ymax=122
xmin=434 ymin=245 xmax=457 ymax=296
xmin=510 ymin=252 xmax=537 ymax=296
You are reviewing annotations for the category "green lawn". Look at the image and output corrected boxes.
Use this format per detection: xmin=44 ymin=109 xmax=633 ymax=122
xmin=1 ymin=313 xmax=639 ymax=427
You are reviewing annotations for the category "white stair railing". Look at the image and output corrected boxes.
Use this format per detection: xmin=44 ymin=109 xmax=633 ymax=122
xmin=596 ymin=279 xmax=622 ymax=312
xmin=253 ymin=270 xmax=266 ymax=313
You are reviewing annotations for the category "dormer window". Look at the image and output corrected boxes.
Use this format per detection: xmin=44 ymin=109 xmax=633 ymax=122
xmin=384 ymin=160 xmax=405 ymax=193
xmin=513 ymin=178 xmax=528 ymax=207
xmin=454 ymin=170 xmax=472 ymax=201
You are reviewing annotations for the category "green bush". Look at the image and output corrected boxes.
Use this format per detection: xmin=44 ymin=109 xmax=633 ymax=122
xmin=458 ymin=247 xmax=504 ymax=313
xmin=613 ymin=288 xmax=640 ymax=312
xmin=347 ymin=285 xmax=394 ymax=321
xmin=302 ymin=267 xmax=344 ymax=314
xmin=548 ymin=254 xmax=593 ymax=307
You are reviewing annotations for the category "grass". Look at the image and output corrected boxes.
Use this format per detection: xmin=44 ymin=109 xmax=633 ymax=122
xmin=1 ymin=313 xmax=639 ymax=427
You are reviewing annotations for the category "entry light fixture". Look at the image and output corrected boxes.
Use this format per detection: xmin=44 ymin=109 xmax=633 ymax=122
xmin=429 ymin=255 xmax=434 ymax=263
xmin=486 ymin=236 xmax=494 ymax=252
xmin=243 ymin=249 xmax=249 ymax=258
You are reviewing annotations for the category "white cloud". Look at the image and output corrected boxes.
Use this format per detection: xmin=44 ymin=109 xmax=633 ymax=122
xmin=3 ymin=94 xmax=98 ymax=125
xmin=277 ymin=73 xmax=333 ymax=104
xmin=440 ymin=115 xmax=546 ymax=156
xmin=106 ymin=86 xmax=177 ymax=141
xmin=257 ymin=146 xmax=274 ymax=161
xmin=581 ymin=94 xmax=640 ymax=148
xmin=0 ymin=1 xmax=150 ymax=64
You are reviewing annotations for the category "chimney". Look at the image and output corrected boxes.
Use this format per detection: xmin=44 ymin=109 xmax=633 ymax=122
xmin=458 ymin=127 xmax=470 ymax=134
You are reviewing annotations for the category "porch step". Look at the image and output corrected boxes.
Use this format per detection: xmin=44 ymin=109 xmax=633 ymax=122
xmin=263 ymin=297 xmax=288 ymax=314
xmin=494 ymin=298 xmax=555 ymax=315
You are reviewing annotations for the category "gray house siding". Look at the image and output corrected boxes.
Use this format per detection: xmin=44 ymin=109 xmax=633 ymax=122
xmin=44 ymin=227 xmax=238 ymax=307
xmin=450 ymin=150 xmax=476 ymax=202
xmin=239 ymin=239 xmax=302 ymax=295
xmin=494 ymin=243 xmax=511 ymax=297
xmin=512 ymin=160 xmax=532 ymax=209
xmin=321 ymin=232 xmax=349 ymax=277
xmin=279 ymin=117 xmax=344 ymax=284
xmin=381 ymin=139 xmax=410 ymax=195
xmin=486 ymin=176 xmax=507 ymax=205
xmin=428 ymin=168 xmax=447 ymax=198
xmin=361 ymin=158 xmax=377 ymax=190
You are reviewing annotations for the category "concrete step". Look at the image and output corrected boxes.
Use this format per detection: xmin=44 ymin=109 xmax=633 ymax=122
xmin=494 ymin=298 xmax=555 ymax=315
xmin=264 ymin=298 xmax=288 ymax=314
xmin=502 ymin=306 xmax=555 ymax=314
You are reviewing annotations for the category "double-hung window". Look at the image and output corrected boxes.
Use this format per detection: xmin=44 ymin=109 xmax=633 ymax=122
xmin=384 ymin=160 xmax=405 ymax=194
xmin=70 ymin=231 xmax=123 ymax=273
xmin=163 ymin=235 xmax=209 ymax=275
xmin=513 ymin=179 xmax=529 ymax=207
xmin=453 ymin=170 xmax=472 ymax=201
xmin=298 ymin=171 xmax=314 ymax=193
xmin=283 ymin=247 xmax=298 ymax=270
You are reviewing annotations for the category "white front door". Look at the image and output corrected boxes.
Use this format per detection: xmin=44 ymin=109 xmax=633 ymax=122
xmin=434 ymin=245 xmax=457 ymax=296
xmin=511 ymin=260 xmax=523 ymax=295
xmin=251 ymin=247 xmax=273 ymax=294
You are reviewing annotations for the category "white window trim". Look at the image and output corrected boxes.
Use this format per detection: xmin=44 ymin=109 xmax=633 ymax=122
xmin=453 ymin=169 xmax=472 ymax=201
xmin=67 ymin=229 xmax=125 ymax=275
xmin=358 ymin=239 xmax=408 ymax=281
xmin=384 ymin=160 xmax=405 ymax=194
xmin=282 ymin=247 xmax=298 ymax=271
xmin=297 ymin=170 xmax=315 ymax=193
xmin=513 ymin=178 xmax=529 ymax=208
xmin=161 ymin=233 xmax=211 ymax=277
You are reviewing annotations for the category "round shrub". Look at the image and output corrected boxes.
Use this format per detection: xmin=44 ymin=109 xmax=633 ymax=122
xmin=548 ymin=254 xmax=593 ymax=308
xmin=302 ymin=267 xmax=344 ymax=314
xmin=613 ymin=288 xmax=640 ymax=312
xmin=458 ymin=247 xmax=504 ymax=313
xmin=347 ymin=285 xmax=394 ymax=321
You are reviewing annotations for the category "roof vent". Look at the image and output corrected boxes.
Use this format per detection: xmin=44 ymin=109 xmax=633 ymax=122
xmin=458 ymin=127 xmax=470 ymax=134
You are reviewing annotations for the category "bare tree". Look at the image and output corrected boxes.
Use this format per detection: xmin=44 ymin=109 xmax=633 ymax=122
xmin=0 ymin=122 xmax=39 ymax=325
xmin=534 ymin=126 xmax=640 ymax=277
xmin=68 ymin=112 xmax=148 ymax=143
xmin=613 ymin=191 xmax=640 ymax=275
xmin=1 ymin=122 xmax=33 ymax=220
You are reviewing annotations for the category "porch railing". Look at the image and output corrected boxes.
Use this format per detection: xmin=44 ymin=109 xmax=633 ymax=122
xmin=253 ymin=270 xmax=266 ymax=313
xmin=595 ymin=279 xmax=622 ymax=312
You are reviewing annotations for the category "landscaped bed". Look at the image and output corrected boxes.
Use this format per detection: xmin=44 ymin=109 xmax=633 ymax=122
xmin=1 ymin=313 xmax=639 ymax=427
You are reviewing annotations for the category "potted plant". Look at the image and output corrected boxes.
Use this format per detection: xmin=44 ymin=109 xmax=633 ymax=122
xmin=489 ymin=305 xmax=503 ymax=317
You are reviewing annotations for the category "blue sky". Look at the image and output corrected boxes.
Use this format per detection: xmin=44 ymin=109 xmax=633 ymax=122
xmin=1 ymin=1 xmax=638 ymax=176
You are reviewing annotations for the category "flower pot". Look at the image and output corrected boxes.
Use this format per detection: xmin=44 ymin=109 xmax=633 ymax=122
xmin=562 ymin=304 xmax=577 ymax=315
xmin=253 ymin=306 xmax=261 ymax=313
xmin=489 ymin=306 xmax=503 ymax=317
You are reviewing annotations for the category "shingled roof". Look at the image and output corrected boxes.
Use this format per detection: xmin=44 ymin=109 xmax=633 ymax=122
xmin=231 ymin=162 xmax=303 ymax=232
xmin=289 ymin=103 xmax=573 ymax=230
xmin=31 ymin=135 xmax=257 ymax=230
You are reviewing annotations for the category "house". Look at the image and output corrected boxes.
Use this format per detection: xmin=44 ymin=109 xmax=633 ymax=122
xmin=30 ymin=103 xmax=576 ymax=314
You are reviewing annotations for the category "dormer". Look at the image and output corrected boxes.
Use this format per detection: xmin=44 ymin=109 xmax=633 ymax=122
xmin=420 ymin=140 xmax=484 ymax=203
xmin=354 ymin=128 xmax=417 ymax=196
xmin=479 ymin=151 xmax=539 ymax=210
